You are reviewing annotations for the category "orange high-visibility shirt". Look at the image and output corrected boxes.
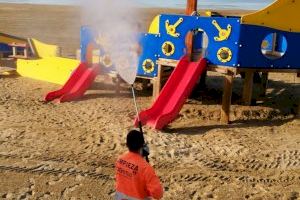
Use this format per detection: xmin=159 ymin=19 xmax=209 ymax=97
xmin=115 ymin=152 xmax=163 ymax=200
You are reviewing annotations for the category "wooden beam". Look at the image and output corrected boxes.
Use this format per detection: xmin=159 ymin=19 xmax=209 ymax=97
xmin=156 ymin=58 xmax=300 ymax=75
xmin=185 ymin=0 xmax=197 ymax=61
xmin=115 ymin=75 xmax=121 ymax=95
xmin=152 ymin=64 xmax=163 ymax=101
xmin=12 ymin=46 xmax=17 ymax=57
xmin=157 ymin=58 xmax=239 ymax=75
xmin=242 ymin=71 xmax=254 ymax=106
xmin=152 ymin=78 xmax=159 ymax=101
xmin=221 ymin=74 xmax=234 ymax=124
xmin=186 ymin=0 xmax=197 ymax=15
xmin=157 ymin=59 xmax=178 ymax=67
xmin=185 ymin=32 xmax=194 ymax=61
xmin=260 ymin=72 xmax=269 ymax=97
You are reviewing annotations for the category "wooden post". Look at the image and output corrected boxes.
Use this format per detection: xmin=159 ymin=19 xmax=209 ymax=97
xmin=186 ymin=0 xmax=197 ymax=15
xmin=185 ymin=33 xmax=194 ymax=61
xmin=242 ymin=71 xmax=254 ymax=106
xmin=260 ymin=72 xmax=269 ymax=97
xmin=86 ymin=43 xmax=94 ymax=65
xmin=221 ymin=73 xmax=234 ymax=124
xmin=152 ymin=79 xmax=158 ymax=101
xmin=152 ymin=64 xmax=162 ymax=101
xmin=12 ymin=46 xmax=17 ymax=57
xmin=157 ymin=64 xmax=162 ymax=94
xmin=185 ymin=0 xmax=197 ymax=61
xmin=23 ymin=47 xmax=28 ymax=58
xmin=115 ymin=75 xmax=121 ymax=95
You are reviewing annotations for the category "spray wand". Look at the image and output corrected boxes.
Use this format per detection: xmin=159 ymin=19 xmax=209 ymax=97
xmin=131 ymin=85 xmax=150 ymax=162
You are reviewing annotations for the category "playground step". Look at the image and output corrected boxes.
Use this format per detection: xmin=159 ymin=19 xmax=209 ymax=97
xmin=8 ymin=55 xmax=29 ymax=59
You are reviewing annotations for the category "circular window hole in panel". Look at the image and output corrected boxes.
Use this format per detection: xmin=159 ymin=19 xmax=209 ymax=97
xmin=162 ymin=41 xmax=175 ymax=56
xmin=185 ymin=29 xmax=209 ymax=61
xmin=142 ymin=59 xmax=155 ymax=73
xmin=261 ymin=33 xmax=287 ymax=60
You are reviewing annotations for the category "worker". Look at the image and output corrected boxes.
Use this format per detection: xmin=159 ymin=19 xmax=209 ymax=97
xmin=115 ymin=130 xmax=163 ymax=200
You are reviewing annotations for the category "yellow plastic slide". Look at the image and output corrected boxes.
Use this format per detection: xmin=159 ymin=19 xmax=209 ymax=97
xmin=16 ymin=38 xmax=79 ymax=85
xmin=17 ymin=57 xmax=79 ymax=85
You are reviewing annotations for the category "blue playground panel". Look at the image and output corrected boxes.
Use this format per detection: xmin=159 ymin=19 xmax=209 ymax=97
xmin=137 ymin=14 xmax=242 ymax=77
xmin=238 ymin=25 xmax=297 ymax=68
xmin=137 ymin=14 xmax=299 ymax=77
xmin=80 ymin=26 xmax=94 ymax=63
xmin=80 ymin=26 xmax=116 ymax=74
xmin=0 ymin=43 xmax=12 ymax=52
xmin=80 ymin=13 xmax=299 ymax=79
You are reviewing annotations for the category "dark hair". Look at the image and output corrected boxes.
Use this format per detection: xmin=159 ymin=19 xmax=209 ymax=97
xmin=126 ymin=130 xmax=145 ymax=152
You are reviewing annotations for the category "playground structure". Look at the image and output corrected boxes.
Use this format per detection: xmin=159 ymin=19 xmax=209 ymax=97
xmin=0 ymin=33 xmax=79 ymax=85
xmin=17 ymin=38 xmax=80 ymax=85
xmin=44 ymin=62 xmax=99 ymax=103
xmin=0 ymin=32 xmax=26 ymax=74
xmin=1 ymin=29 xmax=117 ymax=103
xmin=0 ymin=32 xmax=27 ymax=58
xmin=135 ymin=56 xmax=207 ymax=129
xmin=133 ymin=0 xmax=300 ymax=129
xmin=1 ymin=0 xmax=299 ymax=129
xmin=44 ymin=26 xmax=118 ymax=103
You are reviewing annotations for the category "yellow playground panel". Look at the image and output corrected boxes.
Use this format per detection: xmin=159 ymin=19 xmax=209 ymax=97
xmin=16 ymin=38 xmax=79 ymax=85
xmin=17 ymin=57 xmax=79 ymax=85
xmin=29 ymin=38 xmax=61 ymax=58
xmin=148 ymin=15 xmax=160 ymax=34
xmin=242 ymin=0 xmax=300 ymax=32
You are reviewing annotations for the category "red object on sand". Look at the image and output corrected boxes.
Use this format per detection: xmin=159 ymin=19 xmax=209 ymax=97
xmin=135 ymin=56 xmax=207 ymax=130
xmin=44 ymin=62 xmax=99 ymax=103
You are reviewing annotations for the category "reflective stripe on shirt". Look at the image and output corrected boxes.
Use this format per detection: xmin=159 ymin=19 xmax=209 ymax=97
xmin=115 ymin=191 xmax=151 ymax=200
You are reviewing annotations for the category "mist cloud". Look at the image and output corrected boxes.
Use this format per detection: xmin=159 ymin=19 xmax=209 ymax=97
xmin=81 ymin=0 xmax=141 ymax=84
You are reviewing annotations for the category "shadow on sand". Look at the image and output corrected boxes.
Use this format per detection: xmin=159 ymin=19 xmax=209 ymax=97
xmin=164 ymin=116 xmax=297 ymax=135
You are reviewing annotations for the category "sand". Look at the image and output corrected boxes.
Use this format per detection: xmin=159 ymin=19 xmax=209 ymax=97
xmin=0 ymin=3 xmax=300 ymax=200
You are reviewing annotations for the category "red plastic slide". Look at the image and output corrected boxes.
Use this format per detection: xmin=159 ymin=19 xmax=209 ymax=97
xmin=44 ymin=62 xmax=99 ymax=103
xmin=135 ymin=56 xmax=207 ymax=130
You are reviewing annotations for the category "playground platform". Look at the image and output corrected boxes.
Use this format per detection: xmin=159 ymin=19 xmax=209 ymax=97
xmin=151 ymin=58 xmax=300 ymax=124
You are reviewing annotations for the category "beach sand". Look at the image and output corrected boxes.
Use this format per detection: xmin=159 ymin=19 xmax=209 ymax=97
xmin=0 ymin=3 xmax=300 ymax=200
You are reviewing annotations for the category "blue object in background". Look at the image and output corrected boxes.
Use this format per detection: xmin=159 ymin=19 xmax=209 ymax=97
xmin=0 ymin=43 xmax=12 ymax=52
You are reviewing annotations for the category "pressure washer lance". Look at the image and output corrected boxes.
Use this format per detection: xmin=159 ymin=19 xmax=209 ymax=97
xmin=131 ymin=85 xmax=150 ymax=163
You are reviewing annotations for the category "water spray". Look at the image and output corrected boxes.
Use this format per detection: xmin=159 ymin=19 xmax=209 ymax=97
xmin=81 ymin=0 xmax=148 ymax=161
xmin=131 ymin=85 xmax=142 ymax=132
xmin=131 ymin=85 xmax=149 ymax=162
